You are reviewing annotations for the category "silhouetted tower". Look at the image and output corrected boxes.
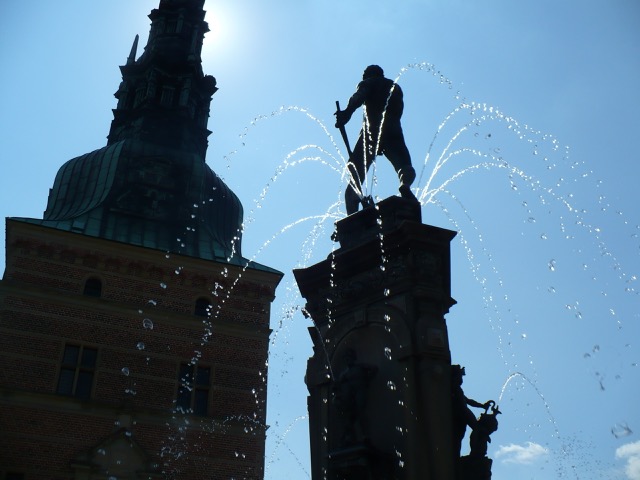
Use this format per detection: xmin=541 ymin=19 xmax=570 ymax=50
xmin=0 ymin=1 xmax=281 ymax=479
xmin=294 ymin=197 xmax=457 ymax=479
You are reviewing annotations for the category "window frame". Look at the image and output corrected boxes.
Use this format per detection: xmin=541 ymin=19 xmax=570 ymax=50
xmin=176 ymin=362 xmax=211 ymax=416
xmin=83 ymin=277 xmax=103 ymax=297
xmin=194 ymin=296 xmax=213 ymax=317
xmin=56 ymin=343 xmax=98 ymax=400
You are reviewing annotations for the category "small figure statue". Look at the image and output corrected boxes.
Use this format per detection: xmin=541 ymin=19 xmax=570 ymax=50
xmin=335 ymin=65 xmax=418 ymax=215
xmin=332 ymin=348 xmax=377 ymax=445
xmin=469 ymin=401 xmax=501 ymax=458
xmin=450 ymin=365 xmax=493 ymax=460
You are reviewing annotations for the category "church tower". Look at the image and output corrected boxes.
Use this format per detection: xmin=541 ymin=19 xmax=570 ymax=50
xmin=0 ymin=1 xmax=282 ymax=479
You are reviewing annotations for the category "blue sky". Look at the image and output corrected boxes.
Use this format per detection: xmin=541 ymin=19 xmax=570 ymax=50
xmin=1 ymin=1 xmax=638 ymax=479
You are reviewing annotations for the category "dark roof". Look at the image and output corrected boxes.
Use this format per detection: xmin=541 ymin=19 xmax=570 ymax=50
xmin=12 ymin=139 xmax=280 ymax=275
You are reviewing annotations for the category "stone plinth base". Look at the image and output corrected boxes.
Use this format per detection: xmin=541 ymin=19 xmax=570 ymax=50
xmin=458 ymin=455 xmax=493 ymax=480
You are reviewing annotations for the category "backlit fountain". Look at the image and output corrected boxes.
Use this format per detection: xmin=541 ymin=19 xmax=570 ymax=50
xmin=202 ymin=63 xmax=638 ymax=479
xmin=47 ymin=59 xmax=633 ymax=477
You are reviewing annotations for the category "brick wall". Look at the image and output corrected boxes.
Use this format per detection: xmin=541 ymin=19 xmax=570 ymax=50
xmin=0 ymin=221 xmax=281 ymax=479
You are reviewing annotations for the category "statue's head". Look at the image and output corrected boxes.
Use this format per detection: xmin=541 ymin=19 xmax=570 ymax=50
xmin=451 ymin=364 xmax=466 ymax=383
xmin=363 ymin=65 xmax=384 ymax=80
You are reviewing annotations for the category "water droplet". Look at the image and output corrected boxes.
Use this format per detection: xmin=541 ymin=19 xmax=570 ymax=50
xmin=521 ymin=333 xmax=527 ymax=339
xmin=548 ymin=259 xmax=556 ymax=272
xmin=160 ymin=282 xmax=167 ymax=289
xmin=384 ymin=288 xmax=390 ymax=297
xmin=121 ymin=367 xmax=130 ymax=376
xmin=387 ymin=380 xmax=397 ymax=391
xmin=611 ymin=423 xmax=633 ymax=438
xmin=143 ymin=318 xmax=154 ymax=330
xmin=548 ymin=286 xmax=556 ymax=293
xmin=540 ymin=233 xmax=548 ymax=240
xmin=136 ymin=342 xmax=145 ymax=350
xmin=384 ymin=347 xmax=392 ymax=360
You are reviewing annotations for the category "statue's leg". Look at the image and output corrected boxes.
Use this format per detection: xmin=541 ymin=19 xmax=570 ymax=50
xmin=345 ymin=186 xmax=361 ymax=215
xmin=398 ymin=166 xmax=416 ymax=188
xmin=385 ymin=145 xmax=417 ymax=202
xmin=383 ymin=128 xmax=412 ymax=180
xmin=345 ymin=133 xmax=367 ymax=215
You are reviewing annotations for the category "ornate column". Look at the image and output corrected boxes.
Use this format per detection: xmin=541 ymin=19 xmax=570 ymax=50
xmin=294 ymin=196 xmax=457 ymax=480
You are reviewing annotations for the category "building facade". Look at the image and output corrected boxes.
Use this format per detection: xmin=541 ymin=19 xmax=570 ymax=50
xmin=0 ymin=1 xmax=282 ymax=478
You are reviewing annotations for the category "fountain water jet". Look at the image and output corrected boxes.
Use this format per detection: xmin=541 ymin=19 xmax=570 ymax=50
xmin=132 ymin=63 xmax=637 ymax=479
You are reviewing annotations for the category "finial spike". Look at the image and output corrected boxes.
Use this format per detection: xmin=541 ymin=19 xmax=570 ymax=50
xmin=127 ymin=34 xmax=139 ymax=65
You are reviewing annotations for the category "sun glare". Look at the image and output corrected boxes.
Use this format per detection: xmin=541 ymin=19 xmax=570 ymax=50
xmin=201 ymin=1 xmax=263 ymax=73
xmin=203 ymin=1 xmax=234 ymax=50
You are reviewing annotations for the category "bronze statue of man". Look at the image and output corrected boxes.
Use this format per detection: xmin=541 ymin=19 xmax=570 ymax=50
xmin=450 ymin=365 xmax=493 ymax=460
xmin=335 ymin=65 xmax=417 ymax=215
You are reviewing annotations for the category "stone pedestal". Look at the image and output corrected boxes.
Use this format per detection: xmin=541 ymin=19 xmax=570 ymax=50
xmin=294 ymin=196 xmax=458 ymax=480
xmin=459 ymin=455 xmax=493 ymax=480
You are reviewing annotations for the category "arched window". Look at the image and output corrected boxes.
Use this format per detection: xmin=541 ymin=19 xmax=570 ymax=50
xmin=194 ymin=297 xmax=212 ymax=317
xmin=83 ymin=278 xmax=102 ymax=297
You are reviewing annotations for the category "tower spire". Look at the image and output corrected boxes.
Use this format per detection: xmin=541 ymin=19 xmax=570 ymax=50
xmin=15 ymin=0 xmax=258 ymax=265
xmin=126 ymin=34 xmax=139 ymax=65
xmin=107 ymin=0 xmax=216 ymax=159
